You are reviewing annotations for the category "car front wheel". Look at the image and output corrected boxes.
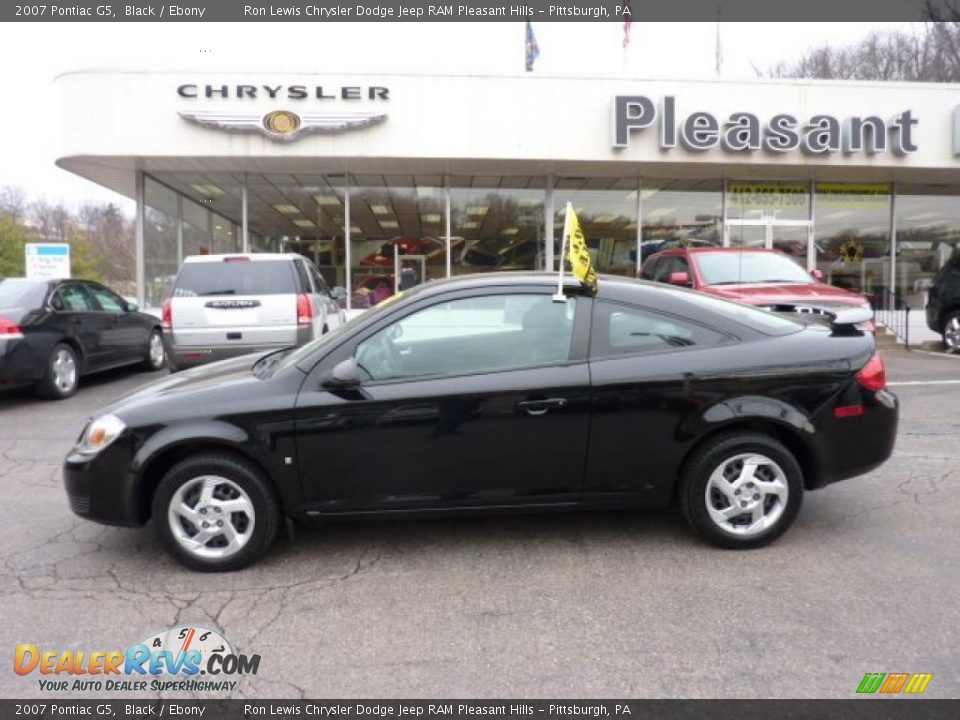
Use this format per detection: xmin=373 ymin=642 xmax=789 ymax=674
xmin=942 ymin=311 xmax=960 ymax=353
xmin=679 ymin=433 xmax=803 ymax=549
xmin=153 ymin=452 xmax=280 ymax=571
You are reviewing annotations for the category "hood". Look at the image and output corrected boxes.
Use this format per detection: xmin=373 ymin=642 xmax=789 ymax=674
xmin=703 ymin=282 xmax=867 ymax=307
xmin=106 ymin=352 xmax=270 ymax=413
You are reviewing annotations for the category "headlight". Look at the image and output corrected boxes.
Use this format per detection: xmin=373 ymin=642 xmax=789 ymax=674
xmin=76 ymin=414 xmax=126 ymax=455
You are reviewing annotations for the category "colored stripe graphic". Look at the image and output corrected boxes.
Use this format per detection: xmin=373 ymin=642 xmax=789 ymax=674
xmin=880 ymin=673 xmax=909 ymax=693
xmin=857 ymin=673 xmax=885 ymax=694
xmin=904 ymin=673 xmax=933 ymax=694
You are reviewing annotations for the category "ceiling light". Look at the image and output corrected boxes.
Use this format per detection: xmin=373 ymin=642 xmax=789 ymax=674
xmin=466 ymin=206 xmax=488 ymax=215
xmin=370 ymin=204 xmax=391 ymax=215
xmin=293 ymin=219 xmax=316 ymax=228
xmin=274 ymin=204 xmax=300 ymax=214
xmin=421 ymin=213 xmax=441 ymax=223
xmin=462 ymin=221 xmax=479 ymax=229
xmin=350 ymin=226 xmax=362 ymax=233
xmin=592 ymin=215 xmax=616 ymax=224
xmin=190 ymin=184 xmax=224 ymax=196
xmin=502 ymin=228 xmax=519 ymax=235
xmin=517 ymin=198 xmax=540 ymax=207
xmin=314 ymin=194 xmax=341 ymax=206
xmin=380 ymin=220 xmax=399 ymax=229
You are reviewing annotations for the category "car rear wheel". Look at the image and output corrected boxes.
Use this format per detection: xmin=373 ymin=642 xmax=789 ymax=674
xmin=942 ymin=311 xmax=960 ymax=353
xmin=679 ymin=433 xmax=803 ymax=549
xmin=35 ymin=343 xmax=79 ymax=400
xmin=142 ymin=329 xmax=166 ymax=371
xmin=153 ymin=452 xmax=280 ymax=571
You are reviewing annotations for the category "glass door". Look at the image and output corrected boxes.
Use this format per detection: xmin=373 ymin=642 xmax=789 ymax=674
xmin=725 ymin=220 xmax=813 ymax=270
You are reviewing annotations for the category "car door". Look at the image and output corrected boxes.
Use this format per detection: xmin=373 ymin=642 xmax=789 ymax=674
xmin=308 ymin=262 xmax=342 ymax=331
xmin=84 ymin=282 xmax=148 ymax=365
xmin=53 ymin=283 xmax=111 ymax=371
xmin=584 ymin=299 xmax=734 ymax=505
xmin=294 ymin=288 xmax=592 ymax=513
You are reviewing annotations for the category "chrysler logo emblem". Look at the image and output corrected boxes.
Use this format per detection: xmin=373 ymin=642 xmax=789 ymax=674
xmin=179 ymin=109 xmax=387 ymax=142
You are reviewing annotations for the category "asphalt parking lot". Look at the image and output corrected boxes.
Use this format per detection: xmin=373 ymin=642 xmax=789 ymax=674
xmin=0 ymin=349 xmax=958 ymax=699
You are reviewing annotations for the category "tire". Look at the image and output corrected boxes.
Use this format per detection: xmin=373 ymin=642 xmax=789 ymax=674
xmin=141 ymin=329 xmax=166 ymax=371
xmin=941 ymin=311 xmax=960 ymax=353
xmin=679 ymin=432 xmax=803 ymax=550
xmin=35 ymin=343 xmax=80 ymax=400
xmin=152 ymin=452 xmax=280 ymax=572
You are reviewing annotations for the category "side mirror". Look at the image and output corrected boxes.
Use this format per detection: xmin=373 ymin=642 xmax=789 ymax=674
xmin=330 ymin=286 xmax=347 ymax=300
xmin=811 ymin=269 xmax=825 ymax=282
xmin=668 ymin=271 xmax=691 ymax=287
xmin=125 ymin=301 xmax=139 ymax=312
xmin=322 ymin=357 xmax=362 ymax=390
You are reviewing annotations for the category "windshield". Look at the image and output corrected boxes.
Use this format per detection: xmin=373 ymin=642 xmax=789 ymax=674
xmin=695 ymin=252 xmax=814 ymax=285
xmin=0 ymin=279 xmax=47 ymax=309
xmin=173 ymin=260 xmax=297 ymax=297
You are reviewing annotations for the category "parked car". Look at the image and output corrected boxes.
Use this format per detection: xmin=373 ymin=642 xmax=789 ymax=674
xmin=360 ymin=236 xmax=465 ymax=267
xmin=64 ymin=272 xmax=897 ymax=571
xmin=925 ymin=246 xmax=960 ymax=351
xmin=0 ymin=277 xmax=165 ymax=399
xmin=461 ymin=237 xmax=539 ymax=270
xmin=162 ymin=253 xmax=347 ymax=371
xmin=641 ymin=247 xmax=874 ymax=326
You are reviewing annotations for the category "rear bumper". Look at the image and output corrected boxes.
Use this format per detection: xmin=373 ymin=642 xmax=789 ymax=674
xmin=808 ymin=388 xmax=899 ymax=490
xmin=0 ymin=337 xmax=44 ymax=384
xmin=164 ymin=325 xmax=311 ymax=369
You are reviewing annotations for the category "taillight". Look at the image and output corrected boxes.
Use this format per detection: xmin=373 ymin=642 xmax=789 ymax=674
xmin=297 ymin=294 xmax=312 ymax=325
xmin=0 ymin=315 xmax=23 ymax=338
xmin=855 ymin=352 xmax=886 ymax=391
xmin=161 ymin=299 xmax=172 ymax=330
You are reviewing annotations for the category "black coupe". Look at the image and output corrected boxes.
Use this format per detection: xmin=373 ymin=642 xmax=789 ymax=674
xmin=1 ymin=278 xmax=166 ymax=399
xmin=63 ymin=273 xmax=898 ymax=571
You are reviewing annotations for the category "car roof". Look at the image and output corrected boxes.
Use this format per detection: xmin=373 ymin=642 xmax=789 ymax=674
xmin=182 ymin=253 xmax=306 ymax=263
xmin=656 ymin=246 xmax=782 ymax=257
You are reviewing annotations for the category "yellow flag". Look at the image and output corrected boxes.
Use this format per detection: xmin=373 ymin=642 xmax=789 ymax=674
xmin=566 ymin=206 xmax=598 ymax=295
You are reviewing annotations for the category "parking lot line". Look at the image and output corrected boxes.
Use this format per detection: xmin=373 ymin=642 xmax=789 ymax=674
xmin=888 ymin=380 xmax=960 ymax=386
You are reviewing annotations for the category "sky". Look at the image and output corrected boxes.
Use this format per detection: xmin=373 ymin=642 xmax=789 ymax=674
xmin=0 ymin=20 xmax=917 ymax=212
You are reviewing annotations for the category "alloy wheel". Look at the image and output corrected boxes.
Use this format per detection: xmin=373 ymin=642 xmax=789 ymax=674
xmin=944 ymin=316 xmax=960 ymax=351
xmin=704 ymin=453 xmax=789 ymax=537
xmin=149 ymin=332 xmax=165 ymax=367
xmin=53 ymin=348 xmax=77 ymax=393
xmin=167 ymin=475 xmax=255 ymax=560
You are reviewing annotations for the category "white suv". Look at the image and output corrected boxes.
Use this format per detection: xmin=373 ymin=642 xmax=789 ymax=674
xmin=161 ymin=253 xmax=346 ymax=371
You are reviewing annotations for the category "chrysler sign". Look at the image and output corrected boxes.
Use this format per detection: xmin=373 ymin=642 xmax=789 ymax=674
xmin=612 ymin=95 xmax=918 ymax=155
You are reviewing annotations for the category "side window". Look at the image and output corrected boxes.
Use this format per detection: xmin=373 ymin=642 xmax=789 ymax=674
xmin=58 ymin=284 xmax=94 ymax=312
xmin=355 ymin=294 xmax=577 ymax=382
xmin=591 ymin=301 xmax=729 ymax=358
xmin=293 ymin=260 xmax=314 ymax=293
xmin=86 ymin=284 xmax=125 ymax=313
xmin=639 ymin=259 xmax=658 ymax=281
xmin=310 ymin=266 xmax=330 ymax=294
xmin=652 ymin=258 xmax=675 ymax=283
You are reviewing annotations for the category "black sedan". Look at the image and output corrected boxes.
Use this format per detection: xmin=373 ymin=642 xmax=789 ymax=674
xmin=0 ymin=278 xmax=165 ymax=399
xmin=63 ymin=273 xmax=898 ymax=571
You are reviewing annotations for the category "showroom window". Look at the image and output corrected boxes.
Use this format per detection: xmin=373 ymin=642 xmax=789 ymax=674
xmin=894 ymin=184 xmax=960 ymax=308
xmin=143 ymin=177 xmax=179 ymax=308
xmin=452 ymin=176 xmax=546 ymax=276
xmin=355 ymin=293 xmax=576 ymax=381
xmin=554 ymin=177 xmax=639 ymax=277
xmin=591 ymin=301 xmax=728 ymax=358
xmin=641 ymin=180 xmax=723 ymax=267
xmin=813 ymin=183 xmax=891 ymax=304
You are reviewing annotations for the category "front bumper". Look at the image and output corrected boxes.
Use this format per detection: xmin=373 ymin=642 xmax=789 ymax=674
xmin=63 ymin=435 xmax=143 ymax=527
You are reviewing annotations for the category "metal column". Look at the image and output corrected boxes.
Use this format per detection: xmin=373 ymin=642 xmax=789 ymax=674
xmin=544 ymin=174 xmax=555 ymax=271
xmin=444 ymin=176 xmax=452 ymax=278
xmin=241 ymin=173 xmax=250 ymax=253
xmin=134 ymin=171 xmax=146 ymax=308
xmin=344 ymin=175 xmax=352 ymax=311
xmin=635 ymin=176 xmax=643 ymax=276
xmin=175 ymin=193 xmax=184 ymax=266
xmin=889 ymin=181 xmax=898 ymax=297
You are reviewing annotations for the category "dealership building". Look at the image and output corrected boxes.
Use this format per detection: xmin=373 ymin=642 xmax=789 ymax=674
xmin=55 ymin=71 xmax=960 ymax=315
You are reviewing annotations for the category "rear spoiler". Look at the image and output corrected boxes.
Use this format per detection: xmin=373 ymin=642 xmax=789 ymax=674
xmin=829 ymin=306 xmax=873 ymax=334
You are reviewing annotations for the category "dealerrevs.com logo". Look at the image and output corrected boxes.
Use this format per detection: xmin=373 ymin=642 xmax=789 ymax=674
xmin=14 ymin=625 xmax=259 ymax=693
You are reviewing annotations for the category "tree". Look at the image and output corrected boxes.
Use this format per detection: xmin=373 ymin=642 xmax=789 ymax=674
xmin=0 ymin=186 xmax=27 ymax=225
xmin=0 ymin=215 xmax=29 ymax=277
xmin=765 ymin=22 xmax=960 ymax=82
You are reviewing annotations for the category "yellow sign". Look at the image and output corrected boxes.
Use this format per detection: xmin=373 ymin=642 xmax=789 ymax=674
xmin=565 ymin=206 xmax=598 ymax=295
xmin=816 ymin=182 xmax=890 ymax=207
xmin=729 ymin=182 xmax=808 ymax=209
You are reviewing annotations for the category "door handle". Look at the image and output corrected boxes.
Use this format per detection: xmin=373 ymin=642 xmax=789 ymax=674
xmin=517 ymin=398 xmax=568 ymax=416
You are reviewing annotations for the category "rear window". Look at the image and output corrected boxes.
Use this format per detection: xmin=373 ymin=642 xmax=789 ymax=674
xmin=676 ymin=289 xmax=802 ymax=336
xmin=173 ymin=260 xmax=297 ymax=297
xmin=0 ymin=279 xmax=47 ymax=309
